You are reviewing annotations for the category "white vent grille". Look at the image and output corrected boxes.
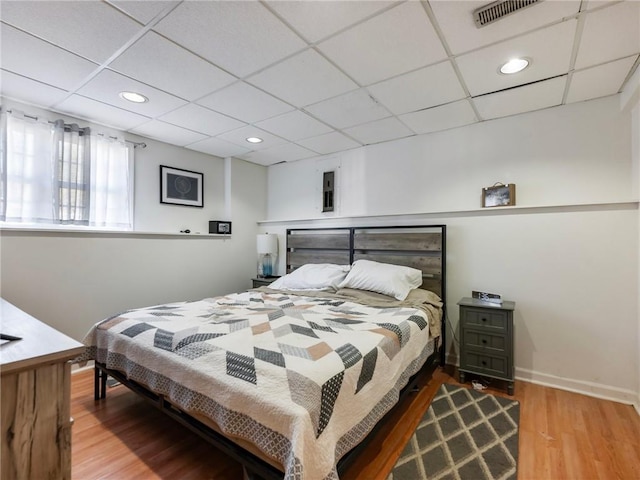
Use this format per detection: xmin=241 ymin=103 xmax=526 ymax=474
xmin=474 ymin=0 xmax=542 ymax=27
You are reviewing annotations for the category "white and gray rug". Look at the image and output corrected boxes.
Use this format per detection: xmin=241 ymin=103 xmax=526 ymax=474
xmin=388 ymin=383 xmax=519 ymax=480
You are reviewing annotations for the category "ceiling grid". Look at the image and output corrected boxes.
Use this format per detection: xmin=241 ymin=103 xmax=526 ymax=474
xmin=0 ymin=0 xmax=637 ymax=166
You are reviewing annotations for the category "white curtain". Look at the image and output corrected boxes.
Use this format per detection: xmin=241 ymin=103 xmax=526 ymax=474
xmin=0 ymin=108 xmax=133 ymax=229
xmin=89 ymin=134 xmax=132 ymax=229
xmin=53 ymin=120 xmax=91 ymax=225
xmin=0 ymin=109 xmax=56 ymax=223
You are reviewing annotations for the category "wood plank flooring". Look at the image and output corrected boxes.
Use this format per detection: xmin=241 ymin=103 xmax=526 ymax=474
xmin=70 ymin=365 xmax=640 ymax=479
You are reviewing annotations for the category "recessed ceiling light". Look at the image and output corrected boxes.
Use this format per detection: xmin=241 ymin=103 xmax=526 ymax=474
xmin=499 ymin=58 xmax=530 ymax=75
xmin=119 ymin=91 xmax=148 ymax=103
xmin=246 ymin=137 xmax=263 ymax=144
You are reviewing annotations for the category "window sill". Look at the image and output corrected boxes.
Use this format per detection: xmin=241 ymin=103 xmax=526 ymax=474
xmin=0 ymin=225 xmax=231 ymax=238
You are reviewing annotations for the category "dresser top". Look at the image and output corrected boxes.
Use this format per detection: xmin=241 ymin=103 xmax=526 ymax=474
xmin=0 ymin=298 xmax=85 ymax=375
xmin=458 ymin=297 xmax=516 ymax=311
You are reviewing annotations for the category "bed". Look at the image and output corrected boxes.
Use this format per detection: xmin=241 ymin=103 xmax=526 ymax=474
xmin=82 ymin=225 xmax=447 ymax=480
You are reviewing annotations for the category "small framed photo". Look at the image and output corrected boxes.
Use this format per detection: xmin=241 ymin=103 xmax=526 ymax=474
xmin=482 ymin=183 xmax=516 ymax=208
xmin=209 ymin=221 xmax=232 ymax=234
xmin=160 ymin=165 xmax=203 ymax=208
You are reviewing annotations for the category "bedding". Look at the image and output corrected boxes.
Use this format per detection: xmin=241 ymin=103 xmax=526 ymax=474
xmin=270 ymin=263 xmax=350 ymax=291
xmin=81 ymin=288 xmax=441 ymax=480
xmin=337 ymin=259 xmax=423 ymax=301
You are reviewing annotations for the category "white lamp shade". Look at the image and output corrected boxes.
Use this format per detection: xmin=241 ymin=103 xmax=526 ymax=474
xmin=257 ymin=234 xmax=278 ymax=255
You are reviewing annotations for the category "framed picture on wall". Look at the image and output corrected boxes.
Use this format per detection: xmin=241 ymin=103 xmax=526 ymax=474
xmin=160 ymin=165 xmax=204 ymax=208
xmin=482 ymin=183 xmax=515 ymax=208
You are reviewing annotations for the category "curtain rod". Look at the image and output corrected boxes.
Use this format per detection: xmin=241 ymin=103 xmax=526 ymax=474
xmin=3 ymin=108 xmax=147 ymax=149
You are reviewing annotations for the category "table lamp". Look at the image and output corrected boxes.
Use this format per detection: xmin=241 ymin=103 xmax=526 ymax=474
xmin=257 ymin=233 xmax=278 ymax=278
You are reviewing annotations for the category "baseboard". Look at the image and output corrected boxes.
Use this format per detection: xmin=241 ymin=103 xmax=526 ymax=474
xmin=515 ymin=366 xmax=637 ymax=406
xmin=72 ymin=359 xmax=94 ymax=373
xmin=443 ymin=356 xmax=638 ymax=408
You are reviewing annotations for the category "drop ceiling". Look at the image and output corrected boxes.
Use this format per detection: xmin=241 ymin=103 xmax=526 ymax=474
xmin=1 ymin=0 xmax=638 ymax=166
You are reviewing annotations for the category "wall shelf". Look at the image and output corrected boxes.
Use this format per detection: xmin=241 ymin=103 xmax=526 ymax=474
xmin=258 ymin=201 xmax=638 ymax=226
xmin=0 ymin=226 xmax=231 ymax=239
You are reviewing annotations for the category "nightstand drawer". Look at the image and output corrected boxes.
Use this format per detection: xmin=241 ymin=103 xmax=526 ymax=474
xmin=461 ymin=351 xmax=510 ymax=379
xmin=460 ymin=308 xmax=508 ymax=332
xmin=462 ymin=329 xmax=507 ymax=353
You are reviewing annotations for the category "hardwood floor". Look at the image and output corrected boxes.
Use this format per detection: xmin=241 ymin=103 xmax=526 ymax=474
xmin=70 ymin=365 xmax=640 ymax=479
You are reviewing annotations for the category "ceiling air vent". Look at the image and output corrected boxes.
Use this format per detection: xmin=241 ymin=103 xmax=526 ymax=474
xmin=473 ymin=0 xmax=542 ymax=28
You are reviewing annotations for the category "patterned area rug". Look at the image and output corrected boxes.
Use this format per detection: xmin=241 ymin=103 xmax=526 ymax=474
xmin=388 ymin=383 xmax=519 ymax=480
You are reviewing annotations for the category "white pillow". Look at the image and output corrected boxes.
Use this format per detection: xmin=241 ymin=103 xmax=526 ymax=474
xmin=337 ymin=259 xmax=422 ymax=300
xmin=269 ymin=263 xmax=350 ymax=291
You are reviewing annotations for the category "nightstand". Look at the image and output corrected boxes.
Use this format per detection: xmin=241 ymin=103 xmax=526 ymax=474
xmin=251 ymin=277 xmax=280 ymax=288
xmin=458 ymin=297 xmax=516 ymax=395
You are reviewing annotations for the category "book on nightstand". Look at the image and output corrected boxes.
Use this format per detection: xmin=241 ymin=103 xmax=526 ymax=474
xmin=472 ymin=290 xmax=503 ymax=305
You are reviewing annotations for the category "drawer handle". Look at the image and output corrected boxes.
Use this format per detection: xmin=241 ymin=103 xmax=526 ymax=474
xmin=481 ymin=317 xmax=487 ymax=322
xmin=481 ymin=339 xmax=487 ymax=344
xmin=481 ymin=361 xmax=487 ymax=366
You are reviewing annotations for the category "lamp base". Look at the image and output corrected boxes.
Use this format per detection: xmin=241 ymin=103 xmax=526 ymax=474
xmin=257 ymin=253 xmax=274 ymax=278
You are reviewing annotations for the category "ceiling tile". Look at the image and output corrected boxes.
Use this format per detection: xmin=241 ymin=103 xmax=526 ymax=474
xmin=0 ymin=0 xmax=141 ymax=63
xmin=582 ymin=1 xmax=614 ymax=12
xmin=575 ymin=1 xmax=640 ymax=70
xmin=297 ymin=131 xmax=362 ymax=155
xmin=247 ymin=49 xmax=358 ymax=107
xmin=196 ymin=82 xmax=294 ymax=123
xmin=456 ymin=20 xmax=576 ymax=97
xmin=429 ymin=0 xmax=580 ymax=55
xmin=130 ymin=120 xmax=207 ymax=146
xmin=153 ymin=1 xmax=307 ymax=77
xmin=77 ymin=69 xmax=187 ymax=117
xmin=304 ymin=89 xmax=391 ymax=129
xmin=185 ymin=137 xmax=251 ymax=159
xmin=473 ymin=76 xmax=566 ymax=120
xmin=255 ymin=110 xmax=333 ymax=141
xmin=317 ymin=2 xmax=447 ymax=85
xmin=159 ymin=104 xmax=246 ymax=137
xmin=109 ymin=32 xmax=236 ymax=101
xmin=55 ymin=94 xmax=150 ymax=130
xmin=265 ymin=0 xmax=395 ymax=43
xmin=1 ymin=24 xmax=98 ymax=91
xmin=109 ymin=1 xmax=179 ymax=25
xmin=367 ymin=62 xmax=466 ymax=115
xmin=1 ymin=70 xmax=69 ymax=108
xmin=240 ymin=143 xmax=317 ymax=166
xmin=400 ymin=99 xmax=478 ymax=135
xmin=217 ymin=125 xmax=287 ymax=150
xmin=567 ymin=55 xmax=638 ymax=104
xmin=343 ymin=117 xmax=414 ymax=145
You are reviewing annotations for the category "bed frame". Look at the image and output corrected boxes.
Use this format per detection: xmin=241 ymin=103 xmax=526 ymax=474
xmin=94 ymin=224 xmax=446 ymax=479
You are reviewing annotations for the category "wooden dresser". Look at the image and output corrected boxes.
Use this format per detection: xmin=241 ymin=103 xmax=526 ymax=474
xmin=1 ymin=299 xmax=85 ymax=480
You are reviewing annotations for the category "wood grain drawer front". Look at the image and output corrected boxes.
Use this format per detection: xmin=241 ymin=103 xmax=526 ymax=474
xmin=462 ymin=352 xmax=510 ymax=378
xmin=461 ymin=308 xmax=508 ymax=331
xmin=462 ymin=330 xmax=507 ymax=354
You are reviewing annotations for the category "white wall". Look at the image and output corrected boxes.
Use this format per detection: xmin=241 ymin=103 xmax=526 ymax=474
xmin=269 ymin=96 xmax=633 ymax=221
xmin=133 ymin=138 xmax=226 ymax=234
xmin=624 ymin=66 xmax=640 ymax=414
xmin=265 ymin=95 xmax=639 ymax=404
xmin=0 ymin=99 xmax=268 ymax=341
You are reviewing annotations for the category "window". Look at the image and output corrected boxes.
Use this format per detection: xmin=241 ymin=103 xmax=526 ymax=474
xmin=0 ymin=108 xmax=133 ymax=229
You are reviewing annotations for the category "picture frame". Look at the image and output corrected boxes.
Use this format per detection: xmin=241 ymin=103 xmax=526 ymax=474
xmin=209 ymin=221 xmax=232 ymax=235
xmin=160 ymin=165 xmax=203 ymax=208
xmin=482 ymin=183 xmax=516 ymax=208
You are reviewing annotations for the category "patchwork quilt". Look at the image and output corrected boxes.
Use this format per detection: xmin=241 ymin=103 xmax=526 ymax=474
xmin=81 ymin=289 xmax=439 ymax=480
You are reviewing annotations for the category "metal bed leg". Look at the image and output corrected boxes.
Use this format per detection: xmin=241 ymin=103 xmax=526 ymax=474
xmin=94 ymin=364 xmax=107 ymax=400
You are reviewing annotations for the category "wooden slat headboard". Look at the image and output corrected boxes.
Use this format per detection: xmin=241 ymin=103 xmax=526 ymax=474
xmin=286 ymin=224 xmax=447 ymax=366
xmin=286 ymin=225 xmax=446 ymax=299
